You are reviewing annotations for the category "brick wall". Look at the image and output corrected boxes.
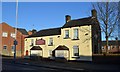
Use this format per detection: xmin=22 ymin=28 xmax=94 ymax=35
xmin=1 ymin=22 xmax=26 ymax=57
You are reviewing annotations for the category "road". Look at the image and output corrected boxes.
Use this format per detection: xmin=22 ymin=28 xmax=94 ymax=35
xmin=2 ymin=57 xmax=119 ymax=72
xmin=2 ymin=62 xmax=85 ymax=72
xmin=2 ymin=62 xmax=57 ymax=71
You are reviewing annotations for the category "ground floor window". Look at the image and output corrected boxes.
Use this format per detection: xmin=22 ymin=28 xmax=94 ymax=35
xmin=3 ymin=45 xmax=7 ymax=49
xmin=73 ymin=45 xmax=79 ymax=56
xmin=11 ymin=45 xmax=15 ymax=50
xmin=11 ymin=45 xmax=15 ymax=53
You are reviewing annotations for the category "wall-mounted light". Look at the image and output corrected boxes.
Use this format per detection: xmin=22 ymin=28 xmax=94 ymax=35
xmin=85 ymin=33 xmax=88 ymax=36
xmin=58 ymin=36 xmax=60 ymax=38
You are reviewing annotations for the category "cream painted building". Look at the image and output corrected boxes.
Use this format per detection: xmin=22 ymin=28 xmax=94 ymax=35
xmin=24 ymin=9 xmax=101 ymax=61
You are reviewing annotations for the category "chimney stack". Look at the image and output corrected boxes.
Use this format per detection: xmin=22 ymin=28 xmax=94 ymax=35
xmin=91 ymin=9 xmax=97 ymax=18
xmin=28 ymin=29 xmax=37 ymax=35
xmin=32 ymin=29 xmax=37 ymax=34
xmin=65 ymin=15 xmax=71 ymax=23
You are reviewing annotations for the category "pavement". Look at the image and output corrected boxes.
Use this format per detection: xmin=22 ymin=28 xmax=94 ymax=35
xmin=2 ymin=57 xmax=120 ymax=72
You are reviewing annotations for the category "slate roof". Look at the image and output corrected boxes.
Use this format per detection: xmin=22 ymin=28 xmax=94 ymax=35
xmin=30 ymin=46 xmax=42 ymax=50
xmin=27 ymin=27 xmax=61 ymax=38
xmin=62 ymin=17 xmax=96 ymax=28
xmin=26 ymin=16 xmax=98 ymax=38
xmin=17 ymin=28 xmax=28 ymax=35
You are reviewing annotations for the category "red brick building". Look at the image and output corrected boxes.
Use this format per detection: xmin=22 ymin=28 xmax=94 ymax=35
xmin=0 ymin=22 xmax=28 ymax=57
xmin=102 ymin=40 xmax=120 ymax=53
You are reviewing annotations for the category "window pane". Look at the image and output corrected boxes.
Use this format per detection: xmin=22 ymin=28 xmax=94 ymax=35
xmin=11 ymin=45 xmax=15 ymax=50
xmin=65 ymin=30 xmax=69 ymax=38
xmin=31 ymin=39 xmax=34 ymax=43
xmin=31 ymin=39 xmax=34 ymax=46
xmin=73 ymin=46 xmax=79 ymax=56
xmin=3 ymin=45 xmax=7 ymax=49
xmin=49 ymin=38 xmax=53 ymax=45
xmin=2 ymin=32 xmax=8 ymax=37
xmin=74 ymin=29 xmax=78 ymax=39
xmin=11 ymin=33 xmax=16 ymax=38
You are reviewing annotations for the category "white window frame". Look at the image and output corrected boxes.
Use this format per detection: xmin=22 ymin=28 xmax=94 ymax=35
xmin=73 ymin=29 xmax=79 ymax=39
xmin=73 ymin=45 xmax=79 ymax=57
xmin=2 ymin=32 xmax=8 ymax=37
xmin=11 ymin=33 xmax=16 ymax=38
xmin=48 ymin=38 xmax=53 ymax=46
xmin=3 ymin=45 xmax=7 ymax=49
xmin=64 ymin=30 xmax=69 ymax=38
xmin=31 ymin=39 xmax=34 ymax=46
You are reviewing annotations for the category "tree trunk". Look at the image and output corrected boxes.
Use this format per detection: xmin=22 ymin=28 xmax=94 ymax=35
xmin=105 ymin=2 xmax=109 ymax=54
xmin=106 ymin=36 xmax=109 ymax=54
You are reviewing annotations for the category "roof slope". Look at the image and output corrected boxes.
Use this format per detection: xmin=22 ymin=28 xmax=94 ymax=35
xmin=62 ymin=17 xmax=96 ymax=28
xmin=27 ymin=27 xmax=61 ymax=38
xmin=30 ymin=46 xmax=42 ymax=50
xmin=17 ymin=28 xmax=28 ymax=35
xmin=55 ymin=45 xmax=69 ymax=50
xmin=1 ymin=22 xmax=28 ymax=35
xmin=26 ymin=16 xmax=99 ymax=38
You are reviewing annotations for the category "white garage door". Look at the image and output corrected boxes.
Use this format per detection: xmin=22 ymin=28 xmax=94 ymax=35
xmin=55 ymin=50 xmax=68 ymax=58
xmin=31 ymin=50 xmax=42 ymax=56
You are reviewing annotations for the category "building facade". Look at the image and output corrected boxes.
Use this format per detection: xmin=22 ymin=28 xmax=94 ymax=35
xmin=0 ymin=22 xmax=28 ymax=57
xmin=102 ymin=40 xmax=120 ymax=53
xmin=24 ymin=9 xmax=101 ymax=61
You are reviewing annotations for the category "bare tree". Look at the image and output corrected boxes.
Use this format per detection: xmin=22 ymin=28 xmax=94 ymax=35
xmin=93 ymin=2 xmax=119 ymax=53
xmin=118 ymin=2 xmax=120 ymax=40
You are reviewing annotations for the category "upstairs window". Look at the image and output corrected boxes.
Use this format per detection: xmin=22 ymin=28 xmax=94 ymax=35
xmin=11 ymin=33 xmax=16 ymax=38
xmin=73 ymin=29 xmax=79 ymax=39
xmin=3 ymin=45 xmax=7 ymax=49
xmin=64 ymin=30 xmax=69 ymax=39
xmin=73 ymin=45 xmax=79 ymax=56
xmin=2 ymin=32 xmax=8 ymax=37
xmin=48 ymin=38 xmax=53 ymax=46
xmin=30 ymin=39 xmax=34 ymax=46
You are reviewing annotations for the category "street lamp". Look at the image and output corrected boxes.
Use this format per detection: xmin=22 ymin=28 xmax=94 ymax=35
xmin=13 ymin=0 xmax=18 ymax=63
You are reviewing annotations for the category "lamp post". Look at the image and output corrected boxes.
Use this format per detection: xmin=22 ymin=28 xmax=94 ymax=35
xmin=13 ymin=40 xmax=17 ymax=63
xmin=13 ymin=0 xmax=18 ymax=63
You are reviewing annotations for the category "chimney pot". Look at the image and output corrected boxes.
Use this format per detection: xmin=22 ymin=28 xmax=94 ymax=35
xmin=65 ymin=15 xmax=71 ymax=23
xmin=91 ymin=9 xmax=97 ymax=18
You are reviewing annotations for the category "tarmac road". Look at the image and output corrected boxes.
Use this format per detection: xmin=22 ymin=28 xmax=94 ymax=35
xmin=2 ymin=57 xmax=119 ymax=72
xmin=2 ymin=61 xmax=85 ymax=72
